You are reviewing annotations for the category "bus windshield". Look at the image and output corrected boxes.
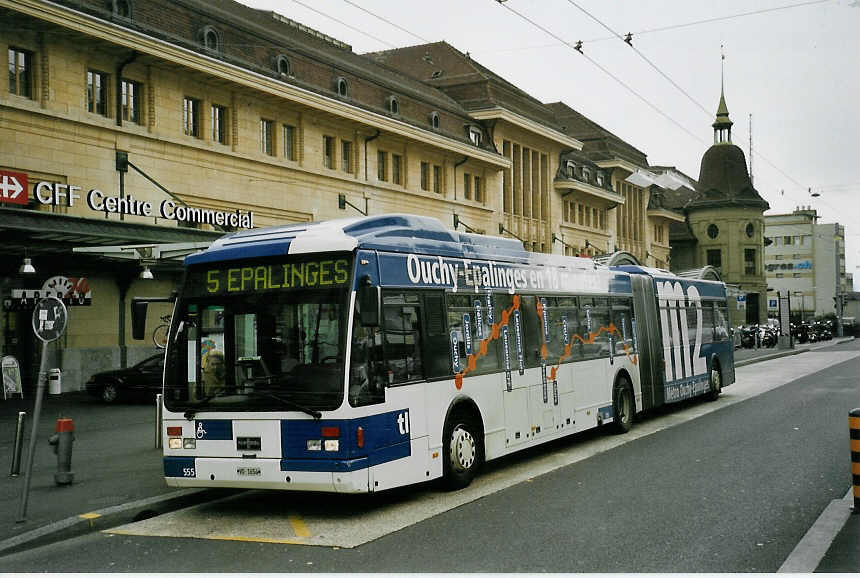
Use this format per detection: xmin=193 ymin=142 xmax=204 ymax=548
xmin=163 ymin=256 xmax=352 ymax=414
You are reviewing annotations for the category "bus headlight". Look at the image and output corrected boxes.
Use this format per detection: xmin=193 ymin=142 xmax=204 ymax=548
xmin=168 ymin=438 xmax=182 ymax=450
xmin=307 ymin=439 xmax=322 ymax=451
xmin=183 ymin=438 xmax=196 ymax=449
xmin=324 ymin=439 xmax=339 ymax=452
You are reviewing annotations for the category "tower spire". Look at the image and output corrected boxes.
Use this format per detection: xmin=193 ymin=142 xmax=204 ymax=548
xmin=713 ymin=46 xmax=732 ymax=144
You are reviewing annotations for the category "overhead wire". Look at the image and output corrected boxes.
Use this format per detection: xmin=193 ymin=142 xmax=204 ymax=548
xmin=287 ymin=0 xmax=397 ymax=48
xmin=341 ymin=0 xmax=431 ymax=44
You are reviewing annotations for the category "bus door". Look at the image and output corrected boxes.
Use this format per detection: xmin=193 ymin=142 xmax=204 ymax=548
xmin=630 ymin=274 xmax=664 ymax=409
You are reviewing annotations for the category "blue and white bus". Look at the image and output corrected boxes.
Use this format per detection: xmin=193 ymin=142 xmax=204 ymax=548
xmin=136 ymin=214 xmax=734 ymax=492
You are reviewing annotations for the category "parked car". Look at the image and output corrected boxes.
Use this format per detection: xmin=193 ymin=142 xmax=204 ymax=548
xmin=85 ymin=353 xmax=164 ymax=403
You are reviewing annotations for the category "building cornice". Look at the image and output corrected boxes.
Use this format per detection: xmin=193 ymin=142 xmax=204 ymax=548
xmin=469 ymin=107 xmax=583 ymax=150
xmin=646 ymin=208 xmax=686 ymax=223
xmin=595 ymin=159 xmax=640 ymax=174
xmin=5 ymin=0 xmax=510 ymax=169
xmin=554 ymin=179 xmax=625 ymax=206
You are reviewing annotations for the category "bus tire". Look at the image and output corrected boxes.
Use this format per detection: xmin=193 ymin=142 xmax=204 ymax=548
xmin=441 ymin=411 xmax=483 ymax=490
xmin=612 ymin=376 xmax=633 ymax=434
xmin=707 ymin=361 xmax=722 ymax=401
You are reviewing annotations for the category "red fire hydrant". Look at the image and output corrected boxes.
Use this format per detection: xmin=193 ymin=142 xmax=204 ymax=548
xmin=48 ymin=418 xmax=75 ymax=485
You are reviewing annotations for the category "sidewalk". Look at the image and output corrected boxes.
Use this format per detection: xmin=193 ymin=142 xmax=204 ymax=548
xmin=0 ymin=391 xmax=227 ymax=554
xmin=0 ymin=338 xmax=856 ymax=569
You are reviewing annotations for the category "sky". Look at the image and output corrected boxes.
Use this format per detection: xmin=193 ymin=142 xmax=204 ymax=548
xmin=238 ymin=0 xmax=860 ymax=288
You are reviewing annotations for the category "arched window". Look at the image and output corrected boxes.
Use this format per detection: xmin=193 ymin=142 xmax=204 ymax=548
xmin=429 ymin=111 xmax=440 ymax=130
xmin=200 ymin=26 xmax=221 ymax=52
xmin=276 ymin=55 xmax=291 ymax=77
xmin=387 ymin=95 xmax=399 ymax=115
xmin=565 ymin=161 xmax=575 ymax=179
xmin=335 ymin=76 xmax=349 ymax=98
xmin=467 ymin=126 xmax=482 ymax=146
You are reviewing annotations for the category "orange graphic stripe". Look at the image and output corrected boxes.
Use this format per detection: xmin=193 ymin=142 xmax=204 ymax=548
xmin=454 ymin=296 xmax=638 ymax=389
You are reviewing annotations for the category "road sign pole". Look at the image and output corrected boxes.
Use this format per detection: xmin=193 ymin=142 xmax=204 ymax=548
xmin=16 ymin=296 xmax=68 ymax=523
xmin=16 ymin=340 xmax=50 ymax=522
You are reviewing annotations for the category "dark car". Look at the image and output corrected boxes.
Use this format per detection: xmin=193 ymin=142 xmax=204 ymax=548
xmin=85 ymin=353 xmax=164 ymax=403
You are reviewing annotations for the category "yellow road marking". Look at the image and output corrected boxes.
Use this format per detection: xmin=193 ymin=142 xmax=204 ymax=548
xmin=288 ymin=515 xmax=311 ymax=538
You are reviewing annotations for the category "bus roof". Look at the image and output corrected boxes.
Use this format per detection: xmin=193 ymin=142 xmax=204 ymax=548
xmin=185 ymin=214 xmax=598 ymax=268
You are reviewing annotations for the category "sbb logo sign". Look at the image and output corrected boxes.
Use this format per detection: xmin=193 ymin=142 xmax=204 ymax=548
xmin=0 ymin=170 xmax=28 ymax=206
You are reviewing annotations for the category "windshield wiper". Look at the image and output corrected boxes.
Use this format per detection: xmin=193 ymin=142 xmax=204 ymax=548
xmin=249 ymin=390 xmax=322 ymax=420
xmin=184 ymin=395 xmax=216 ymax=420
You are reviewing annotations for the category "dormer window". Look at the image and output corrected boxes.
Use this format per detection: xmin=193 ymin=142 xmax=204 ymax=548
xmin=387 ymin=95 xmax=399 ymax=115
xmin=596 ymin=171 xmax=604 ymax=187
xmin=112 ymin=0 xmax=132 ymax=19
xmin=275 ymin=55 xmax=291 ymax=77
xmin=565 ymin=161 xmax=575 ymax=179
xmin=582 ymin=167 xmax=591 ymax=182
xmin=200 ymin=26 xmax=220 ymax=52
xmin=429 ymin=111 xmax=440 ymax=130
xmin=335 ymin=76 xmax=349 ymax=98
xmin=468 ymin=126 xmax=482 ymax=146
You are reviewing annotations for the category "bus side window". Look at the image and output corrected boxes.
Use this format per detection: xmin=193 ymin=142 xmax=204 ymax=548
xmin=383 ymin=292 xmax=423 ymax=384
xmin=714 ymin=303 xmax=729 ymax=341
xmin=422 ymin=291 xmax=449 ymax=378
xmin=519 ymin=296 xmax=542 ymax=368
xmin=611 ymin=297 xmax=635 ymax=355
xmin=702 ymin=302 xmax=717 ymax=344
xmin=349 ymin=305 xmax=386 ymax=407
xmin=447 ymin=293 xmax=499 ymax=375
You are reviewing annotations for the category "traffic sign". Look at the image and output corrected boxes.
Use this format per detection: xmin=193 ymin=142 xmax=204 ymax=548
xmin=31 ymin=297 xmax=68 ymax=342
xmin=0 ymin=170 xmax=28 ymax=206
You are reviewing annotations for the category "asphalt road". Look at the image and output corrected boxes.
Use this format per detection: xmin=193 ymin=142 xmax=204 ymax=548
xmin=3 ymin=340 xmax=858 ymax=572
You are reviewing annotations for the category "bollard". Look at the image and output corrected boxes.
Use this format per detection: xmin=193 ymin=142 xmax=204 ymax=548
xmin=48 ymin=418 xmax=75 ymax=485
xmin=9 ymin=412 xmax=26 ymax=477
xmin=155 ymin=393 xmax=163 ymax=450
xmin=852 ymin=408 xmax=860 ymax=514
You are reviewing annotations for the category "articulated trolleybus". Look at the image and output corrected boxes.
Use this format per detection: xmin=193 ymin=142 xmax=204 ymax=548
xmin=140 ymin=214 xmax=734 ymax=493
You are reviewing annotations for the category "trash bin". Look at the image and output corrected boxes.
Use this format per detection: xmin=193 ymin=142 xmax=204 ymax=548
xmin=48 ymin=368 xmax=62 ymax=395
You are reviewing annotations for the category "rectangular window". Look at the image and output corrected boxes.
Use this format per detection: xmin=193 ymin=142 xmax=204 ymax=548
xmin=283 ymin=125 xmax=296 ymax=161
xmin=88 ymin=70 xmax=109 ymax=116
xmin=433 ymin=165 xmax=441 ymax=194
xmin=392 ymin=154 xmax=402 ymax=185
xmin=463 ymin=173 xmax=472 ymax=200
xmin=383 ymin=292 xmax=424 ymax=384
xmin=260 ymin=119 xmax=274 ymax=156
xmin=744 ymin=248 xmax=756 ymax=275
xmin=182 ymin=96 xmax=199 ymax=137
xmin=377 ymin=150 xmax=387 ymax=181
xmin=120 ymin=79 xmax=141 ymax=124
xmin=474 ymin=176 xmax=482 ymax=203
xmin=783 ymin=235 xmax=793 ymax=245
xmin=8 ymin=48 xmax=32 ymax=98
xmin=447 ymin=294 xmax=499 ymax=374
xmin=707 ymin=248 xmax=722 ymax=270
xmin=211 ymin=105 xmax=227 ymax=144
xmin=420 ymin=162 xmax=430 ymax=191
xmin=323 ymin=136 xmax=335 ymax=169
xmin=342 ymin=141 xmax=352 ymax=173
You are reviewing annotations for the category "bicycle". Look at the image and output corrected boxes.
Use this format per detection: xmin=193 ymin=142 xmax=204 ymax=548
xmin=152 ymin=314 xmax=171 ymax=349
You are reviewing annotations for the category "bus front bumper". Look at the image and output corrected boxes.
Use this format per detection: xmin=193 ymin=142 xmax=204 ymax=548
xmin=164 ymin=456 xmax=370 ymax=493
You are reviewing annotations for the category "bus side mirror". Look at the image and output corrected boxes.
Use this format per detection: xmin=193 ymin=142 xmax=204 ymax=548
xmin=131 ymin=299 xmax=149 ymax=340
xmin=357 ymin=276 xmax=380 ymax=327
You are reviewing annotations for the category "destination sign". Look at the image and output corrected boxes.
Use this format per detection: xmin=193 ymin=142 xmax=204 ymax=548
xmin=191 ymin=258 xmax=351 ymax=296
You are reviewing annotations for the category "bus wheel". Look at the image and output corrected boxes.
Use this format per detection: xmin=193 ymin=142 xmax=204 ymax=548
xmin=708 ymin=363 xmax=722 ymax=401
xmin=442 ymin=412 xmax=482 ymax=490
xmin=612 ymin=377 xmax=633 ymax=434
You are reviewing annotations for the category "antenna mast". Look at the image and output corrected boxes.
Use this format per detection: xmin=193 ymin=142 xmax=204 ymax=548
xmin=749 ymin=113 xmax=754 ymax=186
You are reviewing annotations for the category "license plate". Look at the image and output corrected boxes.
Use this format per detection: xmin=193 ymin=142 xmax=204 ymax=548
xmin=237 ymin=467 xmax=261 ymax=476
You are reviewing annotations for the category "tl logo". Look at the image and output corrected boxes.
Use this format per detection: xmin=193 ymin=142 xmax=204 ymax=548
xmin=397 ymin=411 xmax=410 ymax=435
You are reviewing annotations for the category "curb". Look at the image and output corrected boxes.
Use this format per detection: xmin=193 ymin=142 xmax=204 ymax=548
xmin=735 ymin=336 xmax=855 ymax=368
xmin=0 ymin=488 xmax=236 ymax=557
